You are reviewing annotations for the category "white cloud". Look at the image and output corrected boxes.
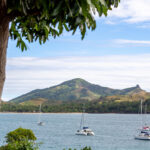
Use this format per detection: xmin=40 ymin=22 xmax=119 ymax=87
xmin=114 ymin=39 xmax=150 ymax=46
xmin=107 ymin=0 xmax=150 ymax=23
xmin=3 ymin=55 xmax=150 ymax=101
xmin=137 ymin=23 xmax=150 ymax=29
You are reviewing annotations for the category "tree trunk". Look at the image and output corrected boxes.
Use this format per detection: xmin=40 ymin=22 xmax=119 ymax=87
xmin=0 ymin=1 xmax=9 ymax=102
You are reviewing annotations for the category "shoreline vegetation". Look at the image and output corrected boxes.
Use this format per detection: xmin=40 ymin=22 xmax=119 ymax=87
xmin=0 ymin=112 xmax=140 ymax=114
xmin=0 ymin=112 xmax=145 ymax=114
xmin=1 ymin=99 xmax=150 ymax=114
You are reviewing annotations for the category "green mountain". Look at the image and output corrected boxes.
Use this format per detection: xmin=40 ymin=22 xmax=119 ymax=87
xmin=10 ymin=78 xmax=145 ymax=104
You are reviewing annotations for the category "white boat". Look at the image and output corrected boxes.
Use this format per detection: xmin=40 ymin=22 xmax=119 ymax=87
xmin=135 ymin=131 xmax=150 ymax=140
xmin=38 ymin=121 xmax=45 ymax=126
xmin=76 ymin=127 xmax=95 ymax=136
xmin=75 ymin=106 xmax=94 ymax=136
xmin=37 ymin=104 xmax=45 ymax=126
xmin=135 ymin=100 xmax=150 ymax=140
xmin=76 ymin=130 xmax=87 ymax=136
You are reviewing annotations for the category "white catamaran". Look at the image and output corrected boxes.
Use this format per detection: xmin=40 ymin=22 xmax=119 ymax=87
xmin=135 ymin=100 xmax=150 ymax=140
xmin=76 ymin=106 xmax=94 ymax=136
xmin=37 ymin=104 xmax=45 ymax=126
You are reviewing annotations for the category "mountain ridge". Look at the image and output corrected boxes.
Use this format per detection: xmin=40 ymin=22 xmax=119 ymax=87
xmin=10 ymin=78 xmax=146 ymax=104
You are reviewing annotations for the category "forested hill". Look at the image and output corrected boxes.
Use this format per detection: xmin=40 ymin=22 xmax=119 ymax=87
xmin=10 ymin=78 xmax=146 ymax=104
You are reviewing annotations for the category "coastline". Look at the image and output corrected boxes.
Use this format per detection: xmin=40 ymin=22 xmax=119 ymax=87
xmin=0 ymin=112 xmax=138 ymax=114
xmin=0 ymin=112 xmax=83 ymax=114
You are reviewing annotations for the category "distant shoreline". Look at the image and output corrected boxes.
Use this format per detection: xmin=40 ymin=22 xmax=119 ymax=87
xmin=0 ymin=112 xmax=82 ymax=114
xmin=0 ymin=112 xmax=139 ymax=114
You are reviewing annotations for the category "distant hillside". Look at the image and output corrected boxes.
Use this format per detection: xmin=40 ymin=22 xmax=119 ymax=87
xmin=100 ymin=91 xmax=150 ymax=102
xmin=10 ymin=78 xmax=147 ymax=104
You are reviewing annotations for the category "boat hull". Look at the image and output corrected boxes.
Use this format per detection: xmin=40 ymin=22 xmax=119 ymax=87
xmin=75 ymin=130 xmax=94 ymax=136
xmin=76 ymin=131 xmax=87 ymax=136
xmin=38 ymin=122 xmax=45 ymax=126
xmin=87 ymin=132 xmax=95 ymax=136
xmin=135 ymin=136 xmax=150 ymax=140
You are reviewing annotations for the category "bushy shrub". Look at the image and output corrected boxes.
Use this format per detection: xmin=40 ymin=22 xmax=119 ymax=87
xmin=0 ymin=128 xmax=38 ymax=150
xmin=5 ymin=128 xmax=36 ymax=143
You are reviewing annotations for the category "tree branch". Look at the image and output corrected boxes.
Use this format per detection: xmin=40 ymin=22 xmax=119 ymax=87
xmin=8 ymin=9 xmax=42 ymax=21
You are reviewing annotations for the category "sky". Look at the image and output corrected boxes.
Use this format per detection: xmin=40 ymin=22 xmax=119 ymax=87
xmin=3 ymin=0 xmax=150 ymax=101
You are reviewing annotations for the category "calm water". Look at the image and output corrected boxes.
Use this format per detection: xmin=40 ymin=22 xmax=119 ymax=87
xmin=0 ymin=113 xmax=149 ymax=150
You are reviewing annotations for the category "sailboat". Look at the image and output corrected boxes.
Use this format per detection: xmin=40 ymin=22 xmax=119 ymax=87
xmin=37 ymin=104 xmax=45 ymax=126
xmin=141 ymin=104 xmax=150 ymax=132
xmin=75 ymin=106 xmax=94 ymax=136
xmin=135 ymin=100 xmax=150 ymax=140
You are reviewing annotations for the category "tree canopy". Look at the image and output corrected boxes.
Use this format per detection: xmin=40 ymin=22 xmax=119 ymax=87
xmin=5 ymin=127 xmax=37 ymax=143
xmin=0 ymin=128 xmax=38 ymax=150
xmin=8 ymin=0 xmax=120 ymax=51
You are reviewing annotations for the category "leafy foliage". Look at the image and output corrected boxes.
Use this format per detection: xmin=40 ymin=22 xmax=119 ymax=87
xmin=6 ymin=127 xmax=36 ymax=143
xmin=0 ymin=140 xmax=39 ymax=150
xmin=0 ymin=128 xmax=38 ymax=150
xmin=7 ymin=0 xmax=120 ymax=51
xmin=81 ymin=147 xmax=92 ymax=150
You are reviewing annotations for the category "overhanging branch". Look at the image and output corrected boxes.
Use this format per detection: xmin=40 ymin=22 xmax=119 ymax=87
xmin=8 ymin=9 xmax=41 ymax=21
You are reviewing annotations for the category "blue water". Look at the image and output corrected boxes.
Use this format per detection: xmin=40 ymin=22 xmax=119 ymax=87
xmin=0 ymin=113 xmax=149 ymax=150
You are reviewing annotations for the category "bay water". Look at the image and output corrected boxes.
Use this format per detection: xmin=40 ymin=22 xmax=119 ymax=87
xmin=0 ymin=113 xmax=149 ymax=150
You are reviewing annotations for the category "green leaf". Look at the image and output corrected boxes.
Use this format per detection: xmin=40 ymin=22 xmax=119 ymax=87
xmin=7 ymin=0 xmax=120 ymax=50
xmin=27 ymin=32 xmax=32 ymax=42
xmin=58 ymin=21 xmax=63 ymax=34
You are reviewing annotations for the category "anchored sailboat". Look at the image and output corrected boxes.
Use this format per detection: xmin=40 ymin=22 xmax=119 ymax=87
xmin=76 ymin=106 xmax=94 ymax=136
xmin=37 ymin=104 xmax=45 ymax=126
xmin=135 ymin=100 xmax=150 ymax=140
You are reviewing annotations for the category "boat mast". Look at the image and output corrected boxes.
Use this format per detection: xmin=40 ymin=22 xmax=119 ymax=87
xmin=82 ymin=105 xmax=85 ymax=127
xmin=141 ymin=99 xmax=142 ymax=115
xmin=38 ymin=104 xmax=42 ymax=123
xmin=80 ymin=104 xmax=85 ymax=130
xmin=141 ymin=99 xmax=143 ymax=127
xmin=144 ymin=104 xmax=147 ymax=126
